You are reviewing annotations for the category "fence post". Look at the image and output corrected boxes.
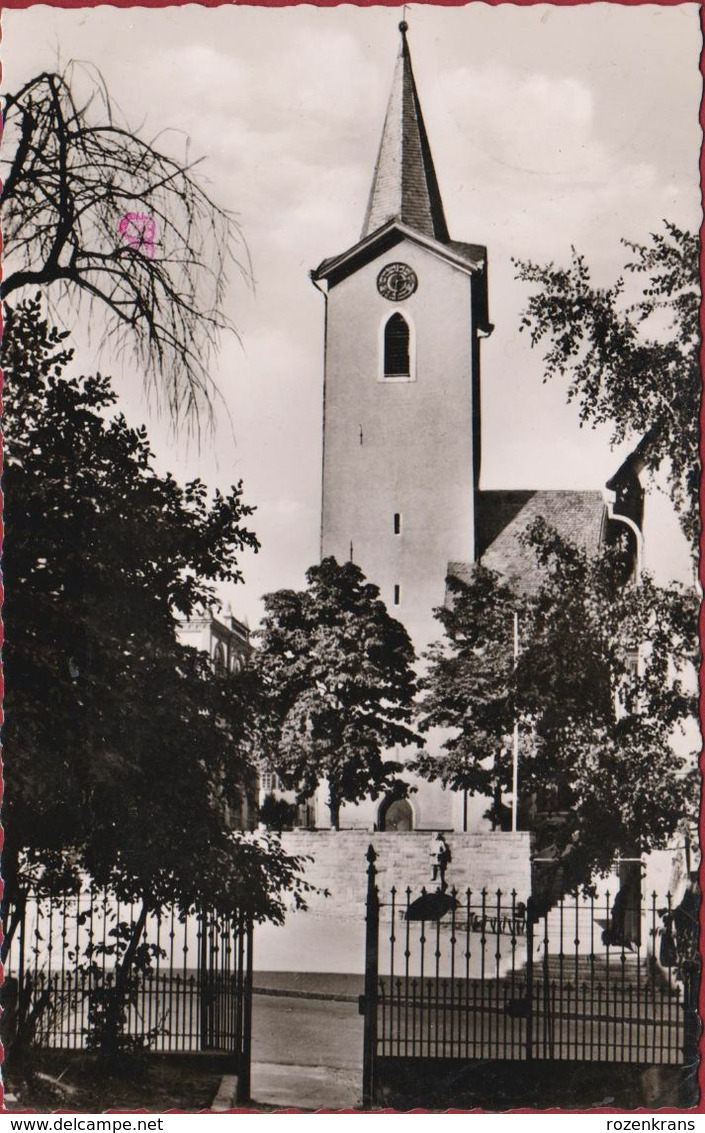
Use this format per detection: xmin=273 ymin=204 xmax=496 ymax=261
xmin=198 ymin=908 xmax=208 ymax=1050
xmin=16 ymin=895 xmax=28 ymax=1032
xmin=525 ymin=897 xmax=535 ymax=1062
xmin=236 ymin=917 xmax=254 ymax=1104
xmin=675 ymin=879 xmax=700 ymax=1106
xmin=362 ymin=845 xmax=379 ymax=1109
xmin=680 ymin=960 xmax=699 ymax=1103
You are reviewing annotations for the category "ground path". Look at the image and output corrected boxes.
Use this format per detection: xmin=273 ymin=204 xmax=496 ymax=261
xmin=251 ymin=980 xmax=363 ymax=1110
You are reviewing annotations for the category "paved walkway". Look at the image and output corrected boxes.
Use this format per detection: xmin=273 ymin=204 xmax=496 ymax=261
xmin=251 ymin=1062 xmax=360 ymax=1110
xmin=249 ymin=980 xmax=364 ymax=1110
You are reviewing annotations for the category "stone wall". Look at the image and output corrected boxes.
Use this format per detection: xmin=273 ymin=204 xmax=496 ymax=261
xmin=280 ymin=829 xmax=532 ymax=920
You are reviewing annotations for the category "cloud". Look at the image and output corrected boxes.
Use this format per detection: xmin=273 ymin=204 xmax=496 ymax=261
xmin=438 ymin=64 xmax=596 ymax=177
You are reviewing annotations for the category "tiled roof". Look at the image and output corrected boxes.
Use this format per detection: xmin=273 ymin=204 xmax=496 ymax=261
xmin=362 ymin=25 xmax=449 ymax=243
xmin=447 ymin=240 xmax=487 ymax=268
xmin=451 ymin=490 xmax=607 ymax=595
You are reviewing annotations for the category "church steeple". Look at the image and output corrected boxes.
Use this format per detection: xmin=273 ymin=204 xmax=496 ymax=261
xmin=315 ymin=18 xmax=489 ymax=672
xmin=362 ymin=22 xmax=449 ymax=243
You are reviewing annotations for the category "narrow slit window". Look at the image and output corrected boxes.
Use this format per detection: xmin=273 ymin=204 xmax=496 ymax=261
xmin=384 ymin=313 xmax=410 ymax=377
xmin=394 ymin=513 xmax=401 ymax=535
xmin=393 ymin=584 xmax=401 ymax=606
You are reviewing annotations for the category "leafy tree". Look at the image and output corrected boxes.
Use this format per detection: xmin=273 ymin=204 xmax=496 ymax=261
xmin=519 ymin=521 xmax=698 ymax=886
xmin=417 ymin=522 xmax=698 ymax=890
xmin=1 ymin=298 xmax=304 ymax=1052
xmin=254 ymin=557 xmax=421 ymax=829
xmin=2 ymin=65 xmax=249 ymax=425
xmin=514 ymin=222 xmax=699 ymax=549
xmin=413 ymin=567 xmax=520 ymax=822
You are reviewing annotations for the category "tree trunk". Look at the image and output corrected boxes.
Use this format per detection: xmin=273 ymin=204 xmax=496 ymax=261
xmin=0 ymin=841 xmax=22 ymax=965
xmin=101 ymin=898 xmax=150 ymax=1060
xmin=328 ymin=790 xmax=341 ymax=831
xmin=0 ymin=900 xmax=24 ymax=966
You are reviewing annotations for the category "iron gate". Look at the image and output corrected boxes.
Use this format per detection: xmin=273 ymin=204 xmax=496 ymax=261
xmin=360 ymin=846 xmax=698 ymax=1107
xmin=2 ymin=887 xmax=253 ymax=1097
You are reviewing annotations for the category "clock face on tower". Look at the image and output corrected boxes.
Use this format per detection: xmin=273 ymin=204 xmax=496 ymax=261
xmin=377 ymin=262 xmax=418 ymax=302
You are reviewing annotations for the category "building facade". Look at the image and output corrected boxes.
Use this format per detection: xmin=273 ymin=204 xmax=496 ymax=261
xmin=177 ymin=606 xmax=252 ymax=675
xmin=176 ymin=608 xmax=257 ymax=830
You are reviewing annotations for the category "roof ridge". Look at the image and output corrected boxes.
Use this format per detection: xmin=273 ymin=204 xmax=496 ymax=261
xmin=477 ymin=488 xmax=605 ymax=497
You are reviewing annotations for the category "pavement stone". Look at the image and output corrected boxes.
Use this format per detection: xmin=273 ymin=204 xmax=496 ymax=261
xmin=250 ymin=1062 xmax=361 ymax=1111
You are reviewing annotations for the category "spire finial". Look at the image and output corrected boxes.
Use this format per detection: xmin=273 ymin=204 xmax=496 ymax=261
xmin=400 ymin=6 xmax=409 ymax=35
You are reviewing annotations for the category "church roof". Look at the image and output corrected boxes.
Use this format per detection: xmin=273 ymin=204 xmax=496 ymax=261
xmin=449 ymin=490 xmax=608 ymax=596
xmin=362 ymin=22 xmax=449 ymax=243
xmin=312 ymin=219 xmax=486 ymax=289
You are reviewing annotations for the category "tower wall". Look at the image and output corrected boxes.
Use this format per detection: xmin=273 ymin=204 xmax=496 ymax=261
xmin=321 ymin=238 xmax=477 ymax=653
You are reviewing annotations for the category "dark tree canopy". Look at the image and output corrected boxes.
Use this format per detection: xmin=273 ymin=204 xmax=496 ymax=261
xmin=515 ymin=222 xmax=699 ymax=549
xmin=417 ymin=522 xmax=698 ymax=889
xmin=1 ymin=298 xmax=302 ymax=946
xmin=414 ymin=566 xmax=519 ymax=801
xmin=2 ymin=65 xmax=249 ymax=426
xmin=253 ymin=557 xmax=421 ymax=828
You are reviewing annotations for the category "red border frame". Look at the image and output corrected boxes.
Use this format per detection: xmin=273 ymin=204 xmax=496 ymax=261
xmin=0 ymin=0 xmax=702 ymax=1117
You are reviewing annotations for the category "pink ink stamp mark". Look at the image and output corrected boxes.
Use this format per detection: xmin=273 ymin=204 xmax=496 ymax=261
xmin=118 ymin=212 xmax=156 ymax=258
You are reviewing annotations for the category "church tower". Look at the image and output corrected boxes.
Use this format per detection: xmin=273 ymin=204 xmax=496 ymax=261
xmin=312 ymin=23 xmax=491 ymax=654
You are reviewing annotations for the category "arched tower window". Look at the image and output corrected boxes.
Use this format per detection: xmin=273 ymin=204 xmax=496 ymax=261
xmin=383 ymin=313 xmax=410 ymax=378
xmin=213 ymin=642 xmax=225 ymax=671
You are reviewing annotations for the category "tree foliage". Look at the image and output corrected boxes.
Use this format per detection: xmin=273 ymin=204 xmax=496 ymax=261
xmin=2 ymin=65 xmax=249 ymax=425
xmin=1 ymin=298 xmax=303 ymax=954
xmin=514 ymin=222 xmax=699 ymax=548
xmin=253 ymin=557 xmax=421 ymax=828
xmin=413 ymin=567 xmax=519 ymax=802
xmin=417 ymin=522 xmax=699 ymax=889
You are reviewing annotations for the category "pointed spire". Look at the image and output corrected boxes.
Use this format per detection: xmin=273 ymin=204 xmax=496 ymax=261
xmin=362 ymin=22 xmax=449 ymax=243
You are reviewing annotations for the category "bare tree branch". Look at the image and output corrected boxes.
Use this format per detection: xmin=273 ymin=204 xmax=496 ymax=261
xmin=2 ymin=63 xmax=251 ymax=429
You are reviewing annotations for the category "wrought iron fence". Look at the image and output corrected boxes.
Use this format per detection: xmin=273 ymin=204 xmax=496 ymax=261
xmin=361 ymin=845 xmax=696 ymax=1105
xmin=2 ymin=887 xmax=253 ymax=1072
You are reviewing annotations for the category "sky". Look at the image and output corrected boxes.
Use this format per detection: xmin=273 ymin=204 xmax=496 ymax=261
xmin=4 ymin=2 xmax=701 ymax=625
